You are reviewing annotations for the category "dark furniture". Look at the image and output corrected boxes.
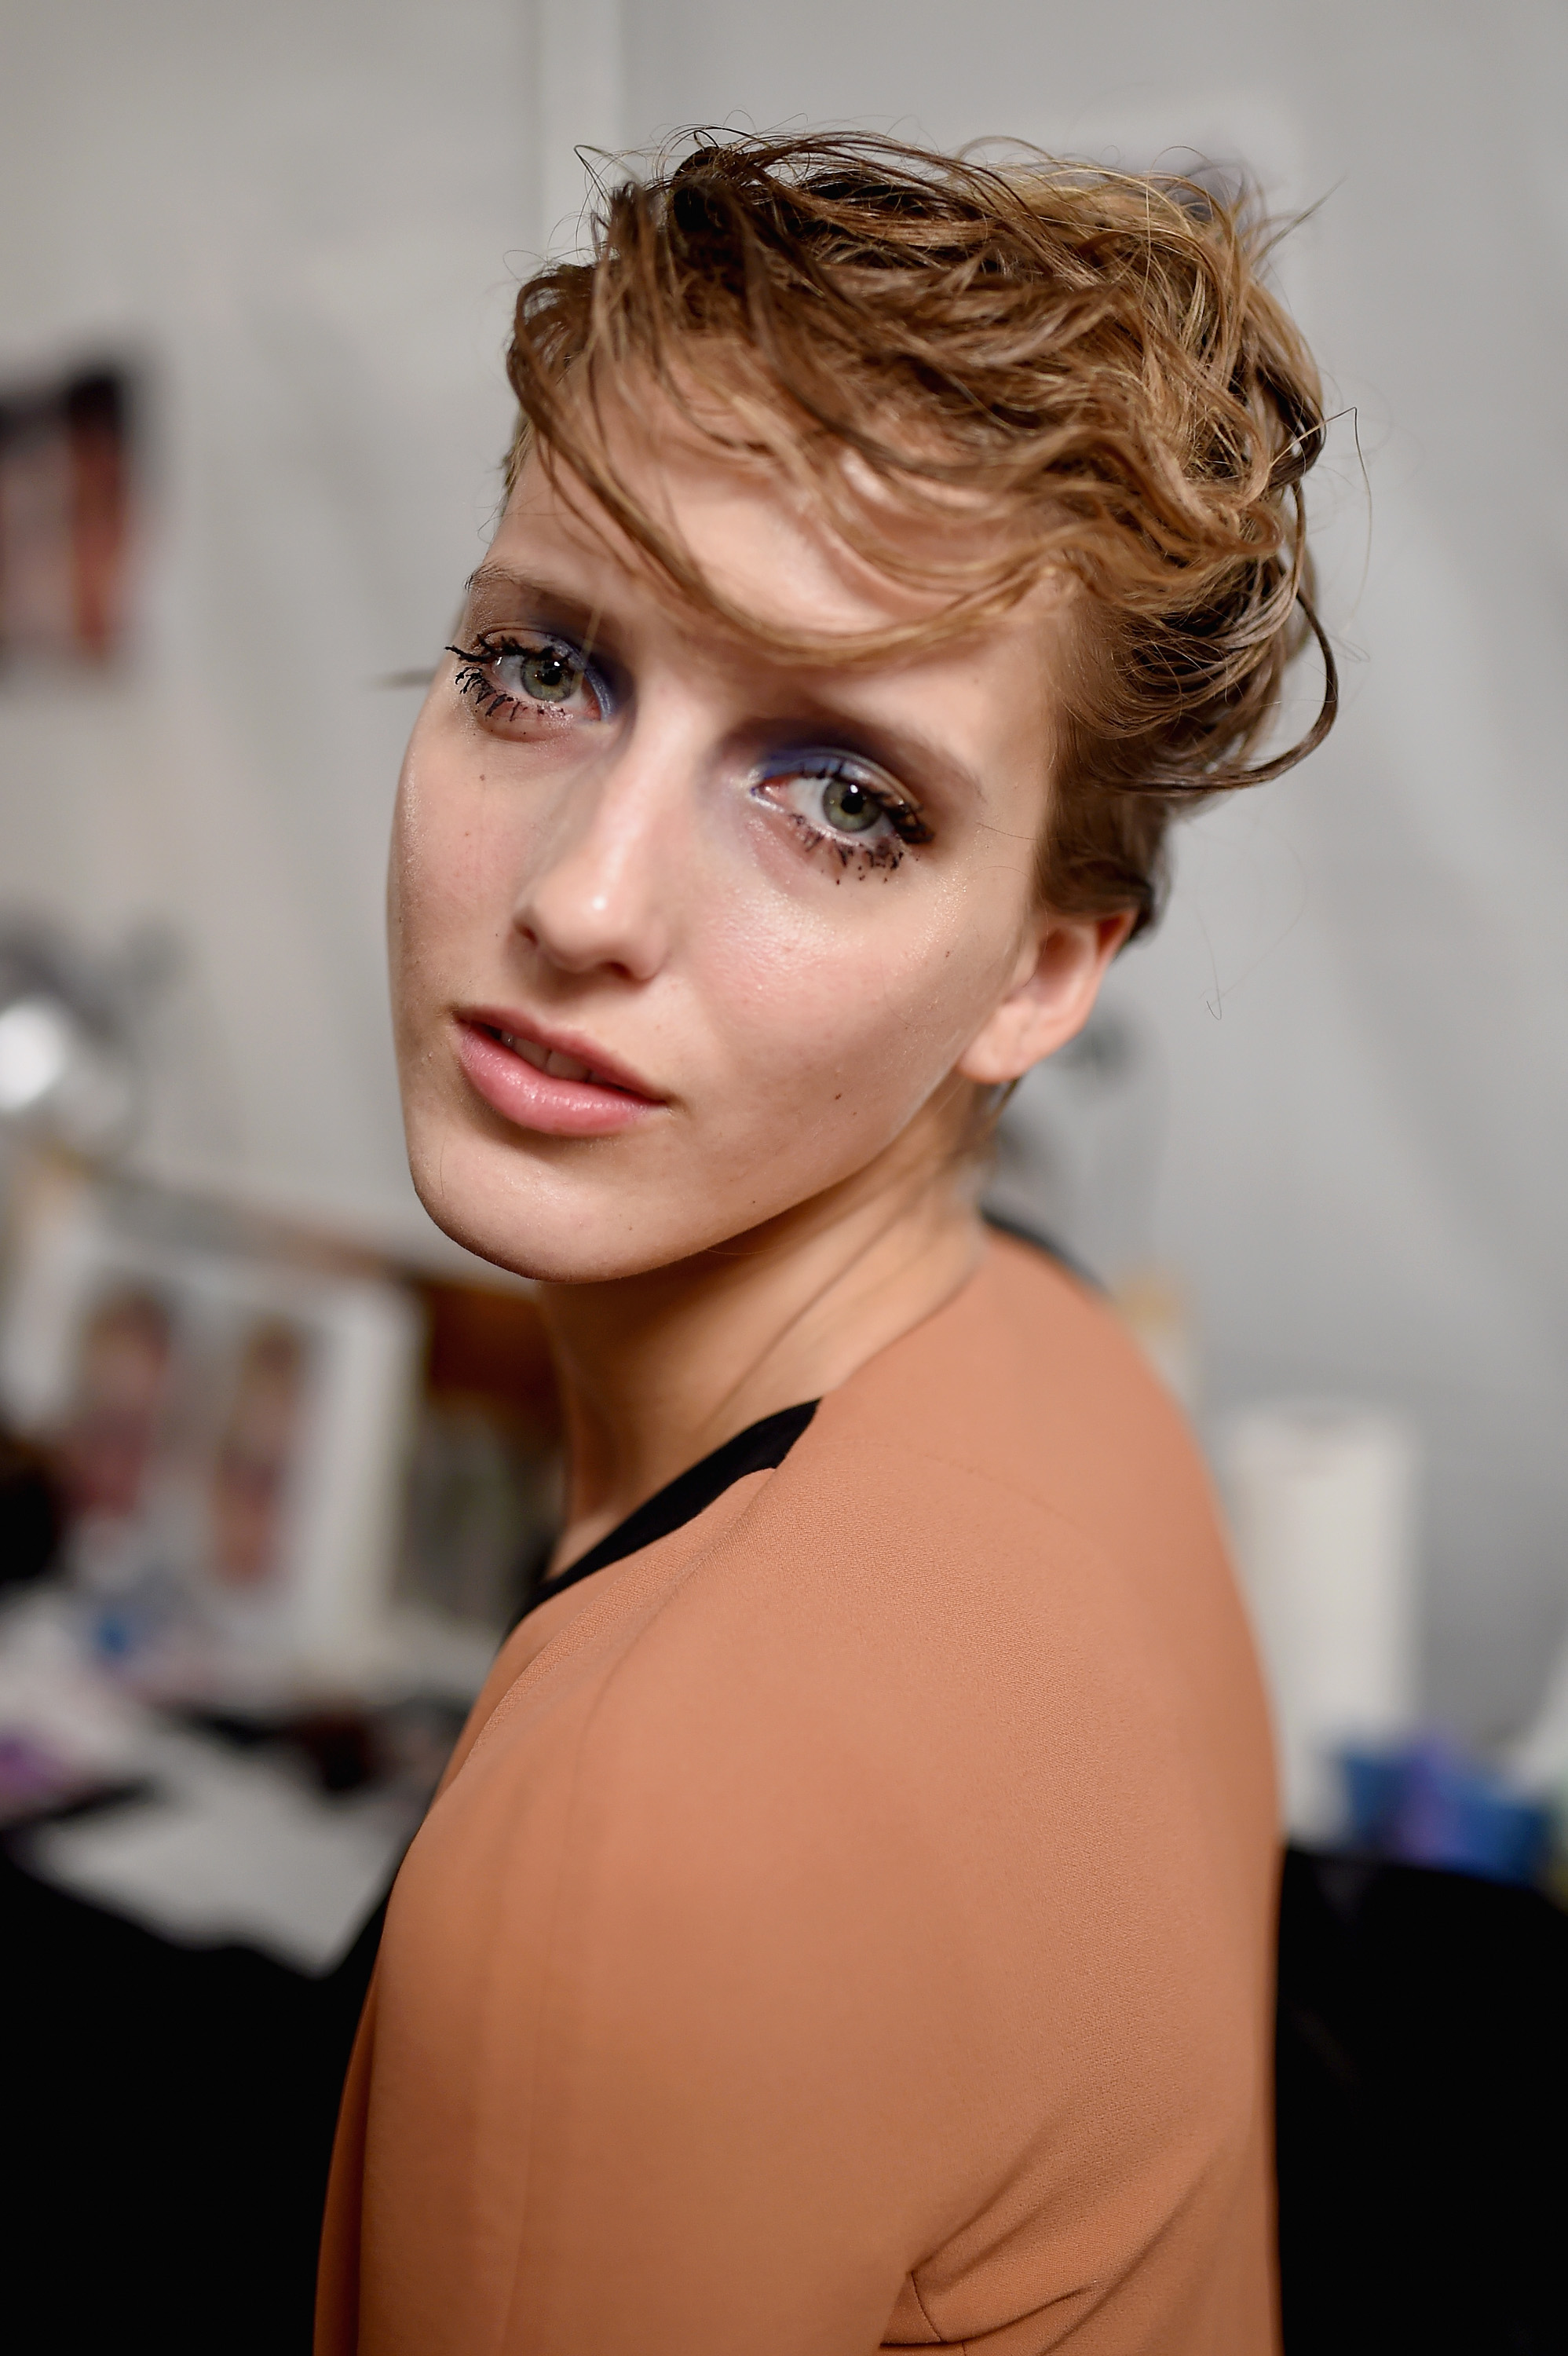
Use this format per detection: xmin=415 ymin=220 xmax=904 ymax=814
xmin=1277 ymin=1848 xmax=1566 ymax=2354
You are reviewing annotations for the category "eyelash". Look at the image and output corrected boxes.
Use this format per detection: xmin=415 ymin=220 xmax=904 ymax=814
xmin=445 ymin=633 xmax=603 ymax=725
xmin=751 ymin=754 xmax=933 ymax=876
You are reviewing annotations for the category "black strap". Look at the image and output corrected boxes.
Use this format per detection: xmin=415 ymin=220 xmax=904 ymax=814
xmin=518 ymin=1399 xmax=818 ymax=1624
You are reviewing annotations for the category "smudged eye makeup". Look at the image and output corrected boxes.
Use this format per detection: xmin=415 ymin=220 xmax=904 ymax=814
xmin=749 ymin=750 xmax=933 ymax=873
xmin=448 ymin=618 xmax=935 ymax=876
xmin=447 ymin=631 xmax=608 ymax=726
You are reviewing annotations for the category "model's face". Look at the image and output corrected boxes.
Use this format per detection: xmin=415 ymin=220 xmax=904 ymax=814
xmin=392 ymin=413 xmax=1117 ymax=1281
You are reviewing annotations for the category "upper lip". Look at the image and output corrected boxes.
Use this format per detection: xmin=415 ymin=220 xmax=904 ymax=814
xmin=459 ymin=1007 xmax=664 ymax=1101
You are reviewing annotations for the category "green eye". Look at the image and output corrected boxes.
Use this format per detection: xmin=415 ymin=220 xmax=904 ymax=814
xmin=519 ymin=646 xmax=581 ymax=703
xmin=821 ymin=775 xmax=881 ymax=832
xmin=748 ymin=747 xmax=930 ymax=859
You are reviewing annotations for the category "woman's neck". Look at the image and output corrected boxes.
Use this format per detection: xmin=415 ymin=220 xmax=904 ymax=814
xmin=536 ymin=1113 xmax=986 ymax=1571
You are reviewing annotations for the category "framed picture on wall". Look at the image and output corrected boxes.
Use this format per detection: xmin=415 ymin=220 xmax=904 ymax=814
xmin=0 ymin=1159 xmax=422 ymax=1692
xmin=0 ymin=362 xmax=137 ymax=669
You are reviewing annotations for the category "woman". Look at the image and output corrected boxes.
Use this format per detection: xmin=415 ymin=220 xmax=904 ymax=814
xmin=319 ymin=134 xmax=1334 ymax=2354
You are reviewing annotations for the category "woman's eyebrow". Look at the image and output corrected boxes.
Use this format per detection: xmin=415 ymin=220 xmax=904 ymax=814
xmin=461 ymin=565 xmax=620 ymax=661
xmin=777 ymin=698 xmax=989 ymax=812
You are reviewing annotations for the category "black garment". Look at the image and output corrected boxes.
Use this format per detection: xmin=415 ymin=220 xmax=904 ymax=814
xmin=521 ymin=1399 xmax=818 ymax=1622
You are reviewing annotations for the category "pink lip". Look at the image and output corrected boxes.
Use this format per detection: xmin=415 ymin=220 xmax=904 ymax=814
xmin=453 ymin=1012 xmax=664 ymax=1139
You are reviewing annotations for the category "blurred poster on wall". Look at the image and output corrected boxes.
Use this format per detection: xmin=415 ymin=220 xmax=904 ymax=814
xmin=0 ymin=364 xmax=136 ymax=667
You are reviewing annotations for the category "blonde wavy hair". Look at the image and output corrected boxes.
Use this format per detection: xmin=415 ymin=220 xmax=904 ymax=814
xmin=503 ymin=130 xmax=1336 ymax=935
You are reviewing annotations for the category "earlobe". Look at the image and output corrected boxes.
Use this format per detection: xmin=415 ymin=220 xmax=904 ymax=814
xmin=955 ymin=909 xmax=1134 ymax=1086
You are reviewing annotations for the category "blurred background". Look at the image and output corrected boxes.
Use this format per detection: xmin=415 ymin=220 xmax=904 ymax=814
xmin=2 ymin=6 xmax=1566 ymax=2342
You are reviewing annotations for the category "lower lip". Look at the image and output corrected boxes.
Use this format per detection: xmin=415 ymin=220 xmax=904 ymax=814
xmin=454 ymin=1019 xmax=662 ymax=1138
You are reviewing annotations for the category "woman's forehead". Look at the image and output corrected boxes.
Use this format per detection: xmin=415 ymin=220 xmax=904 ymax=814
xmin=492 ymin=427 xmax=1069 ymax=700
xmin=499 ymin=432 xmax=941 ymax=642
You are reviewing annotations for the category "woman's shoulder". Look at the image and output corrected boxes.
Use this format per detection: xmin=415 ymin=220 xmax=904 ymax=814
xmin=594 ymin=1234 xmax=1242 ymax=1728
xmin=806 ymin=1228 xmax=1214 ymax=1558
xmin=480 ymin=1233 xmax=1229 ymax=1725
xmin=444 ymin=1231 xmax=1255 ymax=1834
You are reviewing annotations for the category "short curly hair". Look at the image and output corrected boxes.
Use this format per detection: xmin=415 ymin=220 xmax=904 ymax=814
xmin=503 ymin=130 xmax=1336 ymax=935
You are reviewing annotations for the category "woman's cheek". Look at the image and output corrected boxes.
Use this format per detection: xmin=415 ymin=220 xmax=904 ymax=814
xmin=799 ymin=876 xmax=1007 ymax=1078
xmin=716 ymin=907 xmax=985 ymax=1139
xmin=394 ymin=760 xmax=525 ymax=985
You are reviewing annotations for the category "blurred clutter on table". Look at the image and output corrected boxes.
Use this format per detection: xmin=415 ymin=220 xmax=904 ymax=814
xmin=1220 ymin=1396 xmax=1567 ymax=1896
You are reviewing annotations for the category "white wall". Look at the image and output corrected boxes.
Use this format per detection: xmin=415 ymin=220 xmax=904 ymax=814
xmin=0 ymin=0 xmax=534 ymax=1242
xmin=4 ymin=0 xmax=1566 ymax=1739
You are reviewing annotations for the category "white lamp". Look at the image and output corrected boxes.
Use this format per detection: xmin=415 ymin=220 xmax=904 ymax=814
xmin=0 ymin=926 xmax=149 ymax=1159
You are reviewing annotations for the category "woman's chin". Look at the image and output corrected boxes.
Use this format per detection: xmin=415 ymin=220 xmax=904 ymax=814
xmin=400 ymin=1095 xmax=938 ymax=1287
xmin=411 ymin=1187 xmax=628 ymax=1286
xmin=405 ymin=1142 xmax=721 ymax=1287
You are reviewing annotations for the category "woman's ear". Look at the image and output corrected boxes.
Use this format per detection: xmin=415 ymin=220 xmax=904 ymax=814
xmin=956 ymin=909 xmax=1135 ymax=1086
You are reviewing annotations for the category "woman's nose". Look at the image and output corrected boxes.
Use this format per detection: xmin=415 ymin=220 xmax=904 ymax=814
xmin=510 ymin=734 xmax=684 ymax=983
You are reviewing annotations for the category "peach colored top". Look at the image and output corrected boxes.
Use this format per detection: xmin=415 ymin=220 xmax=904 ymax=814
xmin=317 ymin=1236 xmax=1280 ymax=2354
